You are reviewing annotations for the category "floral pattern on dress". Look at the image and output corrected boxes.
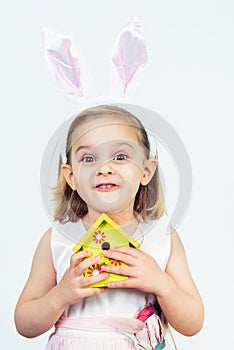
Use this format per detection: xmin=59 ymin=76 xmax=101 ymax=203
xmin=93 ymin=230 xmax=106 ymax=244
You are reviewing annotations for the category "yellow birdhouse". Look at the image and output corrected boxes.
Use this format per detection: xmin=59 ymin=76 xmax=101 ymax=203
xmin=72 ymin=213 xmax=139 ymax=287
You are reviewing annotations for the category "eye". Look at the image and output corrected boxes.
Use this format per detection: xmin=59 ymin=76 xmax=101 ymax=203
xmin=81 ymin=155 xmax=96 ymax=163
xmin=113 ymin=153 xmax=128 ymax=161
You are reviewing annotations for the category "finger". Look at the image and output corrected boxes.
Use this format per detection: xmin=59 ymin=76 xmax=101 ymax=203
xmin=84 ymin=272 xmax=109 ymax=287
xmin=102 ymin=250 xmax=135 ymax=266
xmin=74 ymin=255 xmax=102 ymax=275
xmin=70 ymin=250 xmax=91 ymax=268
xmin=101 ymin=264 xmax=134 ymax=277
xmin=109 ymin=246 xmax=140 ymax=258
xmin=81 ymin=286 xmax=107 ymax=298
xmin=107 ymin=277 xmax=137 ymax=289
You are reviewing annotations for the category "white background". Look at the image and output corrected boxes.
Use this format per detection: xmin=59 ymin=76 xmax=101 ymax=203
xmin=1 ymin=1 xmax=234 ymax=349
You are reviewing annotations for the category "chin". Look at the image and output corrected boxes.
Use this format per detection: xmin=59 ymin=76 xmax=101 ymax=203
xmin=89 ymin=201 xmax=131 ymax=216
xmin=86 ymin=190 xmax=135 ymax=216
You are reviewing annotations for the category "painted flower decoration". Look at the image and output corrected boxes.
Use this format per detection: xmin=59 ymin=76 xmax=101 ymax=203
xmin=93 ymin=230 xmax=106 ymax=244
xmin=86 ymin=264 xmax=103 ymax=276
xmin=109 ymin=259 xmax=122 ymax=267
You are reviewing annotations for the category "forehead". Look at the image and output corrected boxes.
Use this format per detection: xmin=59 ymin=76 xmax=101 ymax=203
xmin=71 ymin=115 xmax=141 ymax=147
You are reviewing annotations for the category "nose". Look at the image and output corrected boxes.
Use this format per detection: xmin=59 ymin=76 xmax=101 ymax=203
xmin=96 ymin=160 xmax=115 ymax=176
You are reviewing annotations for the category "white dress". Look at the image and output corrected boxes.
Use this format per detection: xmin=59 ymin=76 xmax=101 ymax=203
xmin=45 ymin=215 xmax=171 ymax=350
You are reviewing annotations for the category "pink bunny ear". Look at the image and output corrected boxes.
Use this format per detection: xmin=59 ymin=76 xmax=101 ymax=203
xmin=43 ymin=27 xmax=84 ymax=100
xmin=112 ymin=18 xmax=148 ymax=94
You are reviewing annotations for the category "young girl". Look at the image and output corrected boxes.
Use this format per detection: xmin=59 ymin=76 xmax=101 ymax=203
xmin=14 ymin=105 xmax=204 ymax=349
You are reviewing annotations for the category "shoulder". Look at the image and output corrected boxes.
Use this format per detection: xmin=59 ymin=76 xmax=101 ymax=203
xmin=165 ymin=227 xmax=204 ymax=309
xmin=140 ymin=214 xmax=171 ymax=270
xmin=39 ymin=227 xmax=53 ymax=243
xmin=30 ymin=227 xmax=55 ymax=278
xmin=170 ymin=227 xmax=186 ymax=258
xmin=170 ymin=227 xmax=186 ymax=256
xmin=35 ymin=227 xmax=53 ymax=255
xmin=165 ymin=227 xmax=191 ymax=281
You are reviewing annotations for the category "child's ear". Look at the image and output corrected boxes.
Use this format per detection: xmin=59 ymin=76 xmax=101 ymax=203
xmin=61 ymin=164 xmax=77 ymax=190
xmin=140 ymin=158 xmax=157 ymax=186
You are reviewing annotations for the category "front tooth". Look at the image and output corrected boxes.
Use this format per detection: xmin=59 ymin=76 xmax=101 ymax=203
xmin=102 ymin=185 xmax=107 ymax=189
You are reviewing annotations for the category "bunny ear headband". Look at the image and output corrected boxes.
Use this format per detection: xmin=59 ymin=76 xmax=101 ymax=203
xmin=41 ymin=18 xmax=192 ymax=233
xmin=43 ymin=18 xmax=157 ymax=158
xmin=43 ymin=17 xmax=147 ymax=100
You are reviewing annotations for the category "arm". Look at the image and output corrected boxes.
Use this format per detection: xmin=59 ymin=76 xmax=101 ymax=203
xmin=101 ymin=228 xmax=204 ymax=336
xmin=157 ymin=228 xmax=204 ymax=336
xmin=14 ymin=228 xmax=108 ymax=338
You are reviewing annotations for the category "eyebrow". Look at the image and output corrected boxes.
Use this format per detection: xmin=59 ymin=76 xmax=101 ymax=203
xmin=75 ymin=145 xmax=93 ymax=155
xmin=75 ymin=142 xmax=134 ymax=155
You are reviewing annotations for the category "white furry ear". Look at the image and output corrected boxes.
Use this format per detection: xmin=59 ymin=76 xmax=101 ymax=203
xmin=111 ymin=17 xmax=148 ymax=94
xmin=43 ymin=27 xmax=86 ymax=100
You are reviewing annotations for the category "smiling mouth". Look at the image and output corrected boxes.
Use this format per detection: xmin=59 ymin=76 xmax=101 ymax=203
xmin=95 ymin=183 xmax=119 ymax=191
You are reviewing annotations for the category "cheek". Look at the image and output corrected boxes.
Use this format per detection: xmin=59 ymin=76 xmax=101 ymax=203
xmin=73 ymin=166 xmax=95 ymax=193
xmin=119 ymin=167 xmax=142 ymax=197
xmin=124 ymin=162 xmax=144 ymax=179
xmin=70 ymin=165 xmax=82 ymax=187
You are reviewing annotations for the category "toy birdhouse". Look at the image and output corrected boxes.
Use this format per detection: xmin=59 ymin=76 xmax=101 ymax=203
xmin=72 ymin=213 xmax=139 ymax=287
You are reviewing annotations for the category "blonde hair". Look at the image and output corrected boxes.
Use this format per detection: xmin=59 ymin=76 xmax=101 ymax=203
xmin=54 ymin=105 xmax=165 ymax=222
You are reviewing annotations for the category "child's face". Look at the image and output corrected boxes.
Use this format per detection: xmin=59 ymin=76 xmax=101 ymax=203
xmin=63 ymin=116 xmax=156 ymax=218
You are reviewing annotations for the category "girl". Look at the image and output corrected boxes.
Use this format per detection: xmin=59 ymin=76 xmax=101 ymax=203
xmin=14 ymin=105 xmax=204 ymax=349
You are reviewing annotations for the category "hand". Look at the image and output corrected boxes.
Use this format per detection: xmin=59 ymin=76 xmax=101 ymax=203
xmin=57 ymin=250 xmax=108 ymax=307
xmin=101 ymin=246 xmax=168 ymax=294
